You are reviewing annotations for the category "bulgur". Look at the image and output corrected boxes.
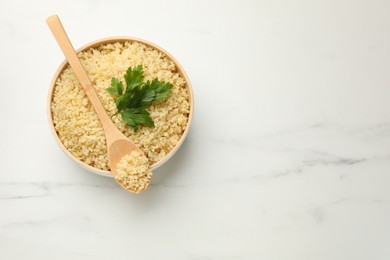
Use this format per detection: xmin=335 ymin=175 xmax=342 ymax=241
xmin=116 ymin=151 xmax=152 ymax=193
xmin=51 ymin=41 xmax=190 ymax=171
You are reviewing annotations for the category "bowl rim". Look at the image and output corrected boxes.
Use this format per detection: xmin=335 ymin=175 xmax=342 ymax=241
xmin=47 ymin=36 xmax=194 ymax=177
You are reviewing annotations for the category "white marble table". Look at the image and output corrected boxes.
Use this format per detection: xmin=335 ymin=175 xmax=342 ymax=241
xmin=1 ymin=0 xmax=390 ymax=259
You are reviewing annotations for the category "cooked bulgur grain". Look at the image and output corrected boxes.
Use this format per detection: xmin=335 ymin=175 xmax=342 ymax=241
xmin=116 ymin=151 xmax=151 ymax=193
xmin=52 ymin=41 xmax=190 ymax=171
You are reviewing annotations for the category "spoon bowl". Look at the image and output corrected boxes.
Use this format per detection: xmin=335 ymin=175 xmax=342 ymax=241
xmin=107 ymin=138 xmax=150 ymax=193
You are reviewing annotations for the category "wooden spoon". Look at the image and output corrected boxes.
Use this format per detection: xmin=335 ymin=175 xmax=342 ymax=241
xmin=46 ymin=15 xmax=150 ymax=193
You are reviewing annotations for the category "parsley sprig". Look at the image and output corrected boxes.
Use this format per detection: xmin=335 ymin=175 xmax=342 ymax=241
xmin=107 ymin=65 xmax=173 ymax=131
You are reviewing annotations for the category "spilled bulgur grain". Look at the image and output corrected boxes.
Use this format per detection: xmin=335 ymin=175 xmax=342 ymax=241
xmin=116 ymin=151 xmax=152 ymax=193
xmin=51 ymin=41 xmax=190 ymax=172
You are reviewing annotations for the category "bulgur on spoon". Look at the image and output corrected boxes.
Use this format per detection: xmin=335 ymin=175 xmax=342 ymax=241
xmin=46 ymin=15 xmax=151 ymax=193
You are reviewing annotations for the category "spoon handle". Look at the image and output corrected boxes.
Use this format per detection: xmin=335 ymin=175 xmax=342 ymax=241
xmin=46 ymin=15 xmax=114 ymax=133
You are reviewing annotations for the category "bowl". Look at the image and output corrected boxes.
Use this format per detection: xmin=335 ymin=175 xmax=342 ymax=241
xmin=48 ymin=36 xmax=193 ymax=177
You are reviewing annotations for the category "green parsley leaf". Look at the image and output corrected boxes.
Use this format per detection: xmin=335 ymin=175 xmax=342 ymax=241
xmin=121 ymin=108 xmax=154 ymax=132
xmin=106 ymin=87 xmax=118 ymax=95
xmin=107 ymin=77 xmax=124 ymax=95
xmin=114 ymin=94 xmax=126 ymax=112
xmin=150 ymin=78 xmax=173 ymax=101
xmin=106 ymin=65 xmax=173 ymax=131
xmin=124 ymin=65 xmax=144 ymax=92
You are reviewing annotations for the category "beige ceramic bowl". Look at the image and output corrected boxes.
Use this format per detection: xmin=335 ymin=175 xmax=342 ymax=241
xmin=48 ymin=36 xmax=193 ymax=177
